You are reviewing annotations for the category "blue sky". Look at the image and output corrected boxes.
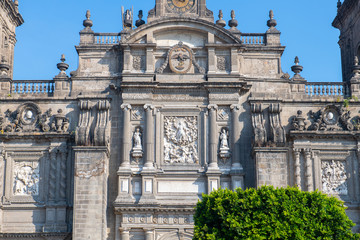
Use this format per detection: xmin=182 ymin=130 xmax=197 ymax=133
xmin=14 ymin=0 xmax=341 ymax=82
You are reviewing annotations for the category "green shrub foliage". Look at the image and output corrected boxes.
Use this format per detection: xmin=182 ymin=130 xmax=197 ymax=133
xmin=193 ymin=186 xmax=359 ymax=240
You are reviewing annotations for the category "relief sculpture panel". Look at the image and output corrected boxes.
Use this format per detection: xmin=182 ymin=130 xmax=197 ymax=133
xmin=164 ymin=116 xmax=198 ymax=164
xmin=13 ymin=161 xmax=40 ymax=196
xmin=321 ymin=160 xmax=348 ymax=195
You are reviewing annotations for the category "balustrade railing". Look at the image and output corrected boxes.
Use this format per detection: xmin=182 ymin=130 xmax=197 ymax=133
xmin=11 ymin=80 xmax=55 ymax=94
xmin=241 ymin=33 xmax=265 ymax=45
xmin=94 ymin=33 xmax=121 ymax=45
xmin=305 ymin=82 xmax=347 ymax=97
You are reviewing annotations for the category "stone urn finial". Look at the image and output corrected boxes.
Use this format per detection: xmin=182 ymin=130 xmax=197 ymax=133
xmin=216 ymin=10 xmax=226 ymax=28
xmin=135 ymin=10 xmax=145 ymax=28
xmin=228 ymin=10 xmax=238 ymax=28
xmin=267 ymin=10 xmax=277 ymax=28
xmin=83 ymin=10 xmax=93 ymax=29
xmin=56 ymin=54 xmax=69 ymax=77
xmin=291 ymin=56 xmax=304 ymax=80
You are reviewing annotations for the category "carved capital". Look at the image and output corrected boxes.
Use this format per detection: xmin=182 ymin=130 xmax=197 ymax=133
xmin=230 ymin=104 xmax=240 ymax=112
xmin=293 ymin=148 xmax=301 ymax=156
xmin=144 ymin=104 xmax=154 ymax=111
xmin=79 ymin=100 xmax=91 ymax=110
xmin=304 ymin=148 xmax=312 ymax=157
xmin=121 ymin=103 xmax=132 ymax=111
xmin=207 ymin=104 xmax=218 ymax=111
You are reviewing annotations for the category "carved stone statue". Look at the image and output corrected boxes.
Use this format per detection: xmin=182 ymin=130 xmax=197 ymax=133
xmin=131 ymin=127 xmax=143 ymax=159
xmin=219 ymin=129 xmax=230 ymax=159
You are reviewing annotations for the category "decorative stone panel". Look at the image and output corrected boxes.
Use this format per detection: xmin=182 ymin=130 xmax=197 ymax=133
xmin=321 ymin=160 xmax=348 ymax=195
xmin=13 ymin=161 xmax=39 ymax=196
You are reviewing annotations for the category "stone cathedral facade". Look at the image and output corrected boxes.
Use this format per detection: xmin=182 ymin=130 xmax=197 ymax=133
xmin=0 ymin=0 xmax=360 ymax=239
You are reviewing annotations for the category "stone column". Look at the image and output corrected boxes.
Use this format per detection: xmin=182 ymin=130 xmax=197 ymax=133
xmin=207 ymin=47 xmax=216 ymax=74
xmin=144 ymin=228 xmax=154 ymax=240
xmin=294 ymin=149 xmax=301 ymax=189
xmin=144 ymin=104 xmax=155 ymax=169
xmin=208 ymin=104 xmax=219 ymax=169
xmin=120 ymin=104 xmax=132 ymax=169
xmin=230 ymin=104 xmax=242 ymax=171
xmin=304 ymin=148 xmax=313 ymax=191
xmin=230 ymin=104 xmax=244 ymax=190
xmin=120 ymin=228 xmax=130 ymax=240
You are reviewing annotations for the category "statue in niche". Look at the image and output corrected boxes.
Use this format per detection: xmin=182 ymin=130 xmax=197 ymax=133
xmin=132 ymin=127 xmax=143 ymax=159
xmin=220 ymin=129 xmax=229 ymax=149
xmin=133 ymin=128 xmax=142 ymax=150
xmin=219 ymin=128 xmax=230 ymax=160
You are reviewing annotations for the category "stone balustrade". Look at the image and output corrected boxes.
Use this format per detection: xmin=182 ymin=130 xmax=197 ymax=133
xmin=241 ymin=33 xmax=265 ymax=45
xmin=11 ymin=80 xmax=55 ymax=94
xmin=305 ymin=82 xmax=348 ymax=97
xmin=94 ymin=33 xmax=121 ymax=45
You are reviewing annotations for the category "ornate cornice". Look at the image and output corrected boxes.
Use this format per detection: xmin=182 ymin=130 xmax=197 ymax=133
xmin=1 ymin=0 xmax=24 ymax=27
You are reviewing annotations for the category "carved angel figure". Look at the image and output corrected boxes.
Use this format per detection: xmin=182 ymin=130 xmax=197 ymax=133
xmin=13 ymin=165 xmax=39 ymax=196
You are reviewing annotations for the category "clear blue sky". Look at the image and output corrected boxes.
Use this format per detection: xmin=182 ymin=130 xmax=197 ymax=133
xmin=14 ymin=0 xmax=341 ymax=82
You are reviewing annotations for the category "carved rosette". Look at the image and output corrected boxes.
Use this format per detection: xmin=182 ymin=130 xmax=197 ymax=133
xmin=321 ymin=160 xmax=348 ymax=195
xmin=164 ymin=116 xmax=198 ymax=164
xmin=13 ymin=161 xmax=40 ymax=196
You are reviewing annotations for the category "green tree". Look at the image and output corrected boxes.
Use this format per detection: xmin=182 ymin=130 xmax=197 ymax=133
xmin=193 ymin=186 xmax=359 ymax=240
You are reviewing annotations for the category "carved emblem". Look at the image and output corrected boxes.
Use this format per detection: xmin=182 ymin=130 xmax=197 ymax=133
xmin=169 ymin=42 xmax=192 ymax=74
xmin=322 ymin=160 xmax=348 ymax=195
xmin=164 ymin=116 xmax=198 ymax=164
xmin=13 ymin=161 xmax=40 ymax=196
xmin=308 ymin=105 xmax=353 ymax=131
xmin=156 ymin=42 xmax=205 ymax=74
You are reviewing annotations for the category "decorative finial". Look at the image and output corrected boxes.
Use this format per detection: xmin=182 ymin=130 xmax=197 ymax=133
xmin=14 ymin=0 xmax=18 ymax=7
xmin=216 ymin=10 xmax=226 ymax=28
xmin=291 ymin=56 xmax=304 ymax=80
xmin=267 ymin=10 xmax=277 ymax=28
xmin=56 ymin=54 xmax=69 ymax=77
xmin=135 ymin=10 xmax=145 ymax=27
xmin=83 ymin=10 xmax=93 ymax=29
xmin=337 ymin=0 xmax=342 ymax=9
xmin=228 ymin=10 xmax=238 ymax=28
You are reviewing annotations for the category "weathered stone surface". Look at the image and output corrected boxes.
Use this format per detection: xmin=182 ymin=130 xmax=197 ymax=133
xmin=1 ymin=0 xmax=360 ymax=239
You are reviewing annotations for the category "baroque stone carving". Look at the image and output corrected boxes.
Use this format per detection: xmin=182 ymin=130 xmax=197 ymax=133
xmin=13 ymin=161 xmax=40 ymax=196
xmin=132 ymin=55 xmax=144 ymax=71
xmin=156 ymin=42 xmax=205 ymax=74
xmin=322 ymin=160 xmax=348 ymax=195
xmin=131 ymin=127 xmax=143 ymax=159
xmin=75 ymin=159 xmax=105 ymax=179
xmin=164 ymin=116 xmax=198 ymax=164
xmin=75 ymin=101 xmax=91 ymax=146
xmin=292 ymin=110 xmax=306 ymax=131
xmin=251 ymin=103 xmax=267 ymax=147
xmin=131 ymin=106 xmax=144 ymax=121
xmin=309 ymin=105 xmax=354 ymax=131
xmin=94 ymin=100 xmax=110 ymax=146
xmin=217 ymin=107 xmax=230 ymax=121
xmin=0 ymin=103 xmax=70 ymax=133
xmin=269 ymin=103 xmax=286 ymax=144
xmin=217 ymin=56 xmax=227 ymax=71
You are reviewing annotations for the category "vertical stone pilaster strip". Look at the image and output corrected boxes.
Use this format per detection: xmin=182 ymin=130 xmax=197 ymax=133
xmin=144 ymin=104 xmax=155 ymax=169
xmin=208 ymin=104 xmax=218 ymax=169
xmin=230 ymin=104 xmax=242 ymax=170
xmin=305 ymin=148 xmax=313 ymax=191
xmin=121 ymin=104 xmax=132 ymax=168
xmin=59 ymin=148 xmax=67 ymax=200
xmin=294 ymin=149 xmax=301 ymax=189
xmin=49 ymin=148 xmax=57 ymax=201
